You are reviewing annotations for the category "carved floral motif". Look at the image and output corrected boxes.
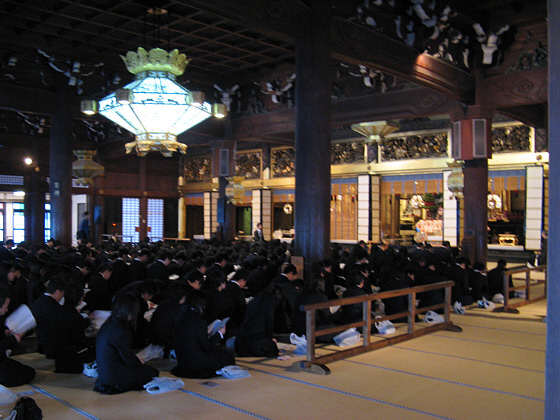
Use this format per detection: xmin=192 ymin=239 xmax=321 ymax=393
xmin=272 ymin=148 xmax=295 ymax=177
xmin=381 ymin=133 xmax=448 ymax=161
xmin=331 ymin=142 xmax=364 ymax=164
xmin=235 ymin=152 xmax=261 ymax=179
xmin=183 ymin=157 xmax=212 ymax=182
xmin=491 ymin=125 xmax=531 ymax=152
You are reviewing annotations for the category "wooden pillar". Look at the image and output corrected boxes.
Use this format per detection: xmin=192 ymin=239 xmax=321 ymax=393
xmin=450 ymin=106 xmax=494 ymax=265
xmin=210 ymin=140 xmax=236 ymax=242
xmin=546 ymin=0 xmax=560 ymax=415
xmin=49 ymin=76 xmax=74 ymax=245
xmin=294 ymin=0 xmax=332 ymax=274
xmin=24 ymin=166 xmax=45 ymax=245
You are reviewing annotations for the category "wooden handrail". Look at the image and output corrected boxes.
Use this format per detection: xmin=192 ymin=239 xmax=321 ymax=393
xmin=496 ymin=265 xmax=547 ymax=313
xmin=301 ymin=281 xmax=461 ymax=372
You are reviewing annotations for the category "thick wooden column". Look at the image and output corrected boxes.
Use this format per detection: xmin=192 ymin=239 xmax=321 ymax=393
xmin=546 ymin=0 xmax=560 ymax=415
xmin=24 ymin=167 xmax=45 ymax=244
xmin=450 ymin=106 xmax=494 ymax=265
xmin=210 ymin=140 xmax=236 ymax=242
xmin=463 ymin=159 xmax=489 ymax=264
xmin=49 ymin=77 xmax=74 ymax=245
xmin=294 ymin=0 xmax=332 ymax=273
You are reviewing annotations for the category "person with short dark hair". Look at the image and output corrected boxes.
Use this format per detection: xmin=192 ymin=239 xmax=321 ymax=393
xmin=30 ymin=276 xmax=67 ymax=359
xmin=235 ymin=282 xmax=279 ymax=358
xmin=84 ymin=263 xmax=113 ymax=311
xmin=0 ymin=291 xmax=35 ymax=387
xmin=94 ymin=293 xmax=159 ymax=394
xmin=253 ymin=223 xmax=264 ymax=242
xmin=171 ymin=290 xmax=235 ymax=379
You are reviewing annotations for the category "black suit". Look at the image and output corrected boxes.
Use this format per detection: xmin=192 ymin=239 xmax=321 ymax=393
xmin=0 ymin=246 xmax=14 ymax=264
xmin=128 ymin=259 xmax=147 ymax=284
xmin=30 ymin=294 xmax=64 ymax=358
xmin=110 ymin=259 xmax=129 ymax=294
xmin=51 ymin=303 xmax=95 ymax=373
xmin=171 ymin=308 xmax=234 ymax=379
xmin=0 ymin=331 xmax=35 ymax=387
xmin=85 ymin=273 xmax=112 ymax=311
xmin=235 ymin=292 xmax=278 ymax=357
xmin=147 ymin=260 xmax=169 ymax=282
xmin=253 ymin=229 xmax=264 ymax=241
xmin=94 ymin=316 xmax=158 ymax=394
xmin=223 ymin=281 xmax=247 ymax=328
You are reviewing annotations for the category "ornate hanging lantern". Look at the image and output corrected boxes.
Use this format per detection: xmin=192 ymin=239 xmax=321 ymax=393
xmin=447 ymin=160 xmax=464 ymax=199
xmin=225 ymin=176 xmax=245 ymax=205
xmin=72 ymin=150 xmax=105 ymax=186
xmin=80 ymin=8 xmax=227 ymax=157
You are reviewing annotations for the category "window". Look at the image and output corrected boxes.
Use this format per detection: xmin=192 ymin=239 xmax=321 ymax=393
xmin=12 ymin=203 xmax=25 ymax=244
xmin=44 ymin=203 xmax=51 ymax=242
xmin=122 ymin=198 xmax=140 ymax=243
xmin=147 ymin=199 xmax=164 ymax=241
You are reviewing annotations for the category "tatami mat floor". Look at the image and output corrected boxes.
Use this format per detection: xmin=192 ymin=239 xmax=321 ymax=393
xmin=8 ymin=300 xmax=546 ymax=420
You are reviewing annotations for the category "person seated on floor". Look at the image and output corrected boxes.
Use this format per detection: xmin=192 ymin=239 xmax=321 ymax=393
xmin=291 ymin=274 xmax=337 ymax=342
xmin=30 ymin=276 xmax=67 ymax=359
xmin=94 ymin=293 xmax=159 ymax=394
xmin=171 ymin=290 xmax=235 ymax=379
xmin=378 ymin=265 xmax=410 ymax=323
xmin=114 ymin=280 xmax=159 ymax=349
xmin=148 ymin=282 xmax=189 ymax=355
xmin=51 ymin=281 xmax=96 ymax=373
xmin=0 ymin=291 xmax=35 ymax=387
xmin=340 ymin=270 xmax=369 ymax=329
xmin=234 ymin=282 xmax=279 ymax=358
xmin=469 ymin=261 xmax=490 ymax=302
xmin=487 ymin=259 xmax=514 ymax=299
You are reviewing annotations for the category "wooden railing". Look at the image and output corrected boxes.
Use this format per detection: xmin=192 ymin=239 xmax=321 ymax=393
xmin=494 ymin=265 xmax=547 ymax=313
xmin=302 ymin=281 xmax=461 ymax=372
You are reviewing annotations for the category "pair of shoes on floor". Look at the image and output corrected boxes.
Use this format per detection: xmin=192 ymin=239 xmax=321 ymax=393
xmin=477 ymin=298 xmax=496 ymax=310
xmin=83 ymin=362 xmax=98 ymax=378
xmin=453 ymin=301 xmax=465 ymax=315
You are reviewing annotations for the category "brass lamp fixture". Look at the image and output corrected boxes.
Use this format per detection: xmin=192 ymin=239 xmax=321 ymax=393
xmin=72 ymin=150 xmax=105 ymax=186
xmin=447 ymin=160 xmax=464 ymax=199
xmin=351 ymin=120 xmax=400 ymax=143
xmin=225 ymin=176 xmax=245 ymax=205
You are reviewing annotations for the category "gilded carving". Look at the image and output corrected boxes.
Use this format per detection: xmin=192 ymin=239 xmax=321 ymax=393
xmin=381 ymin=133 xmax=447 ymax=161
xmin=183 ymin=157 xmax=212 ymax=182
xmin=272 ymin=148 xmax=295 ymax=177
xmin=492 ymin=125 xmax=530 ymax=153
xmin=235 ymin=152 xmax=261 ymax=179
xmin=331 ymin=142 xmax=364 ymax=165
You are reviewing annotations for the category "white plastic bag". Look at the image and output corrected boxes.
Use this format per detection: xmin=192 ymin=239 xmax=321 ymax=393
xmin=143 ymin=377 xmax=184 ymax=394
xmin=374 ymin=317 xmax=396 ymax=335
xmin=216 ymin=365 xmax=251 ymax=379
xmin=333 ymin=328 xmax=360 ymax=347
xmin=289 ymin=333 xmax=307 ymax=355
xmin=423 ymin=310 xmax=444 ymax=324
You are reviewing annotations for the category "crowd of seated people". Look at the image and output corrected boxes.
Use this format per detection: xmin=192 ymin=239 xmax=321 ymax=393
xmin=0 ymin=235 xmax=503 ymax=392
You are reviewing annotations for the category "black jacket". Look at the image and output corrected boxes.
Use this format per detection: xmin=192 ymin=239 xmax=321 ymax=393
xmin=94 ymin=316 xmax=158 ymax=394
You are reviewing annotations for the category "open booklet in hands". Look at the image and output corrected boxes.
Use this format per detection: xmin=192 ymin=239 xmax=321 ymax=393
xmin=207 ymin=317 xmax=229 ymax=336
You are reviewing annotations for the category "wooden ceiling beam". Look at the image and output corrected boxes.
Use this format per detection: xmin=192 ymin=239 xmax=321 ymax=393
xmin=185 ymin=0 xmax=475 ymax=101
xmin=232 ymin=87 xmax=460 ymax=140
